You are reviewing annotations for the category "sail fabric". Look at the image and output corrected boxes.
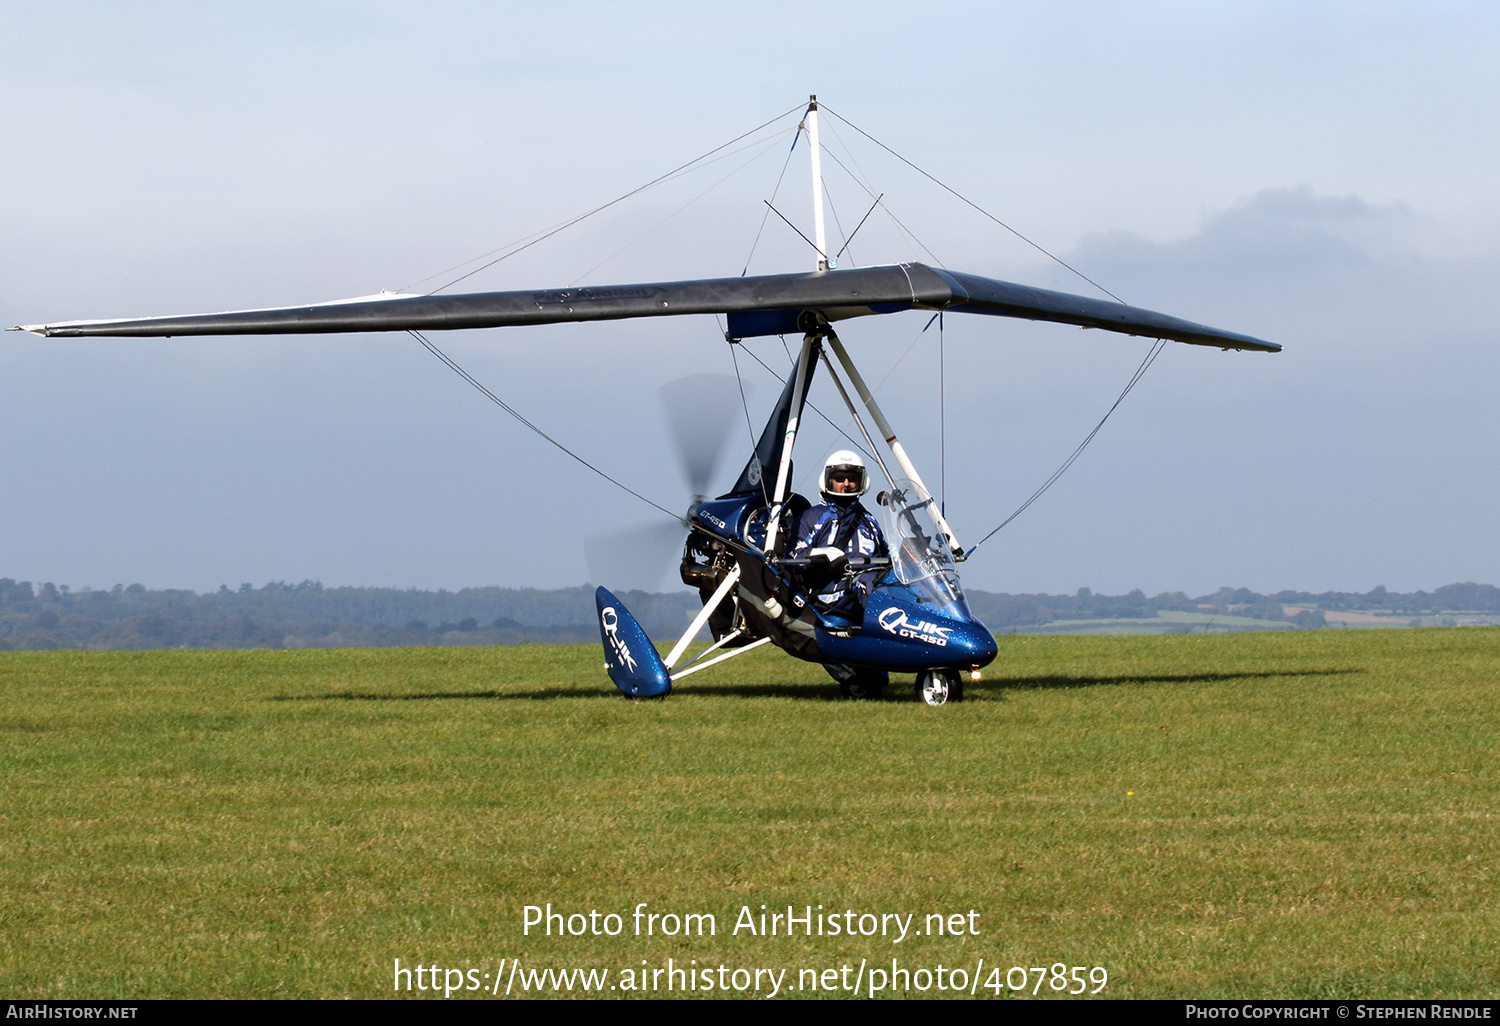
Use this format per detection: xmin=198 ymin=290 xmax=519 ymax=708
xmin=19 ymin=262 xmax=1278 ymax=352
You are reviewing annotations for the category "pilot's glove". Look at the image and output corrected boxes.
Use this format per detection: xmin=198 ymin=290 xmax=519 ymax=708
xmin=808 ymin=546 xmax=848 ymax=571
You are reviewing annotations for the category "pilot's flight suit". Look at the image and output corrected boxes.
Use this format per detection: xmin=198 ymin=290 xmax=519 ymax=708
xmin=787 ymin=498 xmax=888 ymax=618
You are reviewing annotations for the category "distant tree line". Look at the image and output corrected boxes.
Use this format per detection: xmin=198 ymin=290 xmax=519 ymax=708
xmin=0 ymin=579 xmax=699 ymax=652
xmin=962 ymin=582 xmax=1500 ymax=630
xmin=0 ymin=577 xmax=1494 ymax=652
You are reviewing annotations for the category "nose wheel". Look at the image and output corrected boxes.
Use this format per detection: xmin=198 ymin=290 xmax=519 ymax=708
xmin=916 ymin=669 xmax=964 ymax=705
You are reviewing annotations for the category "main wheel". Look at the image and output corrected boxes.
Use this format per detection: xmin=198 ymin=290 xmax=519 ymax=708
xmin=915 ymin=669 xmax=964 ymax=705
xmin=840 ymin=675 xmax=886 ymax=700
xmin=826 ymin=663 xmax=888 ymax=699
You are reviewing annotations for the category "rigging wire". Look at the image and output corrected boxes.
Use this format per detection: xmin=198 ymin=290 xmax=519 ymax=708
xmin=811 ymin=315 xmax=940 ymax=487
xmin=821 ymin=104 xmax=1124 ymax=304
xmin=726 ymin=341 xmax=761 ymax=451
xmin=872 ymin=315 xmax=938 ymax=395
xmin=745 ymin=315 xmax=941 ymax=495
xmin=721 ymin=320 xmax=773 ymax=508
xmin=798 ymin=317 xmax=935 ymax=497
xmin=570 ymin=129 xmax=791 ymax=284
xmin=816 ymin=102 xmax=1167 ymax=551
xmin=407 ymin=329 xmax=685 ymax=526
xmin=761 ymin=200 xmax=822 ymax=261
xmin=400 ymin=97 xmax=1154 ymax=564
xmin=965 ymin=338 xmax=1168 ymax=555
xmin=735 ymin=338 xmax=876 ymax=472
xmin=820 ymin=142 xmax=945 ymax=267
xmin=820 ymin=176 xmax=852 ymax=266
xmin=400 ymin=222 xmax=559 ymax=293
xmin=414 ymin=102 xmax=805 ymax=295
xmin=741 ymin=121 xmax=806 ymax=275
xmin=818 ymin=118 xmax=944 ymax=267
xmin=834 ymin=192 xmax=883 ymax=262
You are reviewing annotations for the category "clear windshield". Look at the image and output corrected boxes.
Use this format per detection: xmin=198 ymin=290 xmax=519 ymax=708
xmin=875 ymin=478 xmax=971 ymax=621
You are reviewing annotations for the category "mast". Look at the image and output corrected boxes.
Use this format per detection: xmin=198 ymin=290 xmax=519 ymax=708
xmin=807 ymin=95 xmax=831 ymax=271
xmin=759 ymin=95 xmax=830 ymax=551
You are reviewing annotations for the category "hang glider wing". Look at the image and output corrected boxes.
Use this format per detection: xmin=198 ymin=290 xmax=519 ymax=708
xmin=15 ymin=263 xmax=1279 ymax=352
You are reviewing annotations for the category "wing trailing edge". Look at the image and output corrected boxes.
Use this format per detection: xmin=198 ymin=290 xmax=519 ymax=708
xmin=15 ymin=263 xmax=1279 ymax=352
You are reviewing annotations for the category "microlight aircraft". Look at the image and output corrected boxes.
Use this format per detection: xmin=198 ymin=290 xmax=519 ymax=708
xmin=15 ymin=97 xmax=1278 ymax=704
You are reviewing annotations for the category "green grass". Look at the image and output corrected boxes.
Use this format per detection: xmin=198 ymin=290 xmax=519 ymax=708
xmin=2 ymin=630 xmax=1497 ymax=999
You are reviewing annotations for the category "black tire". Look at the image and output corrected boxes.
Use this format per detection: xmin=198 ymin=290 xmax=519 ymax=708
xmin=839 ymin=675 xmax=887 ymax=700
xmin=827 ymin=663 xmax=888 ymax=699
xmin=915 ymin=669 xmax=964 ymax=705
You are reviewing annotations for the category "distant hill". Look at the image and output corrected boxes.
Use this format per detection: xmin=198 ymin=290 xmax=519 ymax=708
xmin=1 ymin=577 xmax=1496 ymax=651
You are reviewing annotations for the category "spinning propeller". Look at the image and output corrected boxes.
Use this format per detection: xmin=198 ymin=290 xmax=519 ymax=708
xmin=583 ymin=374 xmax=746 ymax=592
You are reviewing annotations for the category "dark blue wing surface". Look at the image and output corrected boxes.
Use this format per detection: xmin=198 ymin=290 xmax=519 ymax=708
xmin=18 ymin=262 xmax=1278 ymax=352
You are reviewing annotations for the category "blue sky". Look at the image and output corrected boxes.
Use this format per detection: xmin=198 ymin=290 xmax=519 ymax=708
xmin=3 ymin=1 xmax=1497 ymax=596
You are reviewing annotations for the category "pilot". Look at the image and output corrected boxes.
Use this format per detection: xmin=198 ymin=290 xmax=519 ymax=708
xmin=787 ymin=450 xmax=888 ymax=619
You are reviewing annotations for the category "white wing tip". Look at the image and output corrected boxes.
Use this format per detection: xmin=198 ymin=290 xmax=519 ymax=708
xmin=310 ymin=291 xmax=423 ymax=307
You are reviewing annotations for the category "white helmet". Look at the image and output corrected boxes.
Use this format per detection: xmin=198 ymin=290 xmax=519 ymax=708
xmin=819 ymin=450 xmax=869 ymax=500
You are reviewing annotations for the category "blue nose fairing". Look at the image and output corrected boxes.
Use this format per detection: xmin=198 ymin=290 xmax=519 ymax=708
xmin=817 ymin=587 xmax=998 ymax=671
xmin=688 ymin=495 xmax=998 ymax=673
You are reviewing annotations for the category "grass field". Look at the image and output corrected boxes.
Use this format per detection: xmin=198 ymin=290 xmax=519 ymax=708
xmin=2 ymin=629 xmax=1496 ymax=999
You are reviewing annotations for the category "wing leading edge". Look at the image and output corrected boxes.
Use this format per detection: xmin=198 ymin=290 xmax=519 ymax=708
xmin=16 ymin=262 xmax=1279 ymax=352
